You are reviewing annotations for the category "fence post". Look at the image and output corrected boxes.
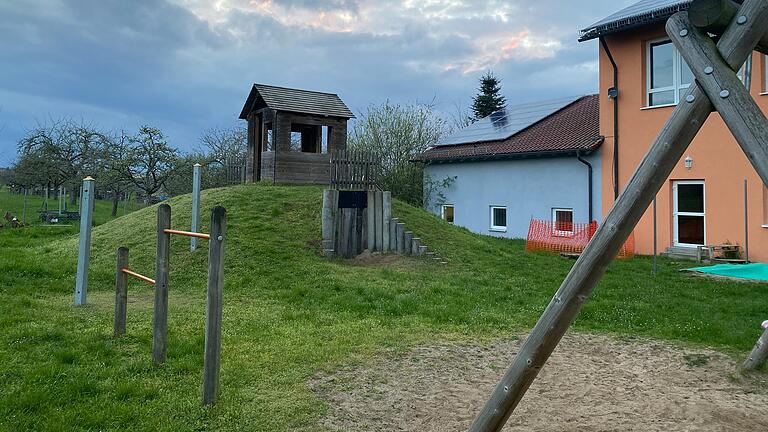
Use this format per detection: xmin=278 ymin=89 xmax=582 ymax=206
xmin=114 ymin=247 xmax=129 ymax=337
xmin=74 ymin=176 xmax=95 ymax=306
xmin=322 ymin=189 xmax=338 ymax=257
xmin=191 ymin=163 xmax=202 ymax=252
xmin=22 ymin=187 xmax=28 ymax=225
xmin=203 ymin=206 xmax=226 ymax=405
xmin=153 ymin=204 xmax=171 ymax=364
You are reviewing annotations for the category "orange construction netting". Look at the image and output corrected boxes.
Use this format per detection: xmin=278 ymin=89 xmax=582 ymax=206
xmin=525 ymin=219 xmax=634 ymax=259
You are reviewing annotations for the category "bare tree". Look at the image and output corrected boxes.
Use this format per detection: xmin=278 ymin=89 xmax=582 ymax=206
xmin=121 ymin=126 xmax=180 ymax=202
xmin=198 ymin=125 xmax=246 ymax=166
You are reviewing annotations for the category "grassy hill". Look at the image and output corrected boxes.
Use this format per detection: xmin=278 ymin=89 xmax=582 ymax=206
xmin=0 ymin=184 xmax=766 ymax=431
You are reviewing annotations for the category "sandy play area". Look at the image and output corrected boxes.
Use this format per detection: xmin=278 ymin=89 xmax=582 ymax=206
xmin=311 ymin=333 xmax=768 ymax=431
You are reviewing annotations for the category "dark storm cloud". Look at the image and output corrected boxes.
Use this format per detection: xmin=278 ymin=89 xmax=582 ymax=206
xmin=0 ymin=0 xmax=635 ymax=166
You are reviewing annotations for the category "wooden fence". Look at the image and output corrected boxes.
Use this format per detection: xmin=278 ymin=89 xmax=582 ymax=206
xmin=330 ymin=150 xmax=379 ymax=190
xmin=224 ymin=154 xmax=246 ymax=185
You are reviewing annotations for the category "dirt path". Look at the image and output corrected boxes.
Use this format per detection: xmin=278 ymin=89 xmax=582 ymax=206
xmin=311 ymin=333 xmax=768 ymax=431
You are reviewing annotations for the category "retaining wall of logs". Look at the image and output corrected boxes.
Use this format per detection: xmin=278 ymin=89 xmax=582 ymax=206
xmin=321 ymin=189 xmax=446 ymax=263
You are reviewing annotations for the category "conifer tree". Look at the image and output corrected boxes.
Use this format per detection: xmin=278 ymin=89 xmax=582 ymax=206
xmin=471 ymin=71 xmax=507 ymax=120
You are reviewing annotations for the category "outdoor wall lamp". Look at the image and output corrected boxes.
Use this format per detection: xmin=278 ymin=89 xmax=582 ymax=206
xmin=684 ymin=156 xmax=693 ymax=170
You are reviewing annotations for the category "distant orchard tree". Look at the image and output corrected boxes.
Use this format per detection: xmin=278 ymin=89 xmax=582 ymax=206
xmin=121 ymin=126 xmax=180 ymax=202
xmin=472 ymin=71 xmax=507 ymax=120
xmin=198 ymin=125 xmax=246 ymax=166
xmin=349 ymin=100 xmax=446 ymax=206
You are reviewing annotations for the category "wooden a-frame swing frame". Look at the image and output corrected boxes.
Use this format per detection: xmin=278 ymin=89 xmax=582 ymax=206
xmin=469 ymin=0 xmax=768 ymax=430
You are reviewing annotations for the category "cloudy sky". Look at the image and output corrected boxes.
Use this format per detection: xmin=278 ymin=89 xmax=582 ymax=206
xmin=0 ymin=0 xmax=635 ymax=166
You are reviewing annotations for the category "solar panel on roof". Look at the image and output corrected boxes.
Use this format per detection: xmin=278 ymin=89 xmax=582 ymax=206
xmin=437 ymin=95 xmax=584 ymax=146
xmin=582 ymin=0 xmax=689 ymax=32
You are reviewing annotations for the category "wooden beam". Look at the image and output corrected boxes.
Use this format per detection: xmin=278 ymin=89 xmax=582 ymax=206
xmin=742 ymin=327 xmax=768 ymax=371
xmin=153 ymin=204 xmax=171 ymax=364
xmin=114 ymin=247 xmax=129 ymax=337
xmin=202 ymin=206 xmax=226 ymax=405
xmin=689 ymin=0 xmax=768 ymax=55
xmin=669 ymin=13 xmax=768 ymax=187
xmin=468 ymin=1 xmax=768 ymax=430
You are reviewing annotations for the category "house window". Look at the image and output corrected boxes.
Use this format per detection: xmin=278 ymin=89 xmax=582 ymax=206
xmin=441 ymin=205 xmax=454 ymax=224
xmin=647 ymin=40 xmax=692 ymax=106
xmin=552 ymin=208 xmax=574 ymax=236
xmin=647 ymin=39 xmax=749 ymax=107
xmin=490 ymin=206 xmax=507 ymax=232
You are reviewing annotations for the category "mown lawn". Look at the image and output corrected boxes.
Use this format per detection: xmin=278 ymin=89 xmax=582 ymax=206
xmin=0 ymin=184 xmax=765 ymax=431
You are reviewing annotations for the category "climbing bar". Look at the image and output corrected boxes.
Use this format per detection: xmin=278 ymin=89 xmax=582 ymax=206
xmin=121 ymin=268 xmax=156 ymax=285
xmin=163 ymin=228 xmax=211 ymax=240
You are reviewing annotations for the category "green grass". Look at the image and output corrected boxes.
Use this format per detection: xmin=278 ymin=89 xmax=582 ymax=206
xmin=0 ymin=187 xmax=144 ymax=228
xmin=0 ymin=184 xmax=765 ymax=431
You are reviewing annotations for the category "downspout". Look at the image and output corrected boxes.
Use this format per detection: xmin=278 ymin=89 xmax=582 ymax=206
xmin=576 ymin=150 xmax=594 ymax=223
xmin=600 ymin=36 xmax=620 ymax=200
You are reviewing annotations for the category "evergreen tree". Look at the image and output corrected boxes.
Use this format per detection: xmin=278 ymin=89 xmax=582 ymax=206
xmin=471 ymin=71 xmax=507 ymax=120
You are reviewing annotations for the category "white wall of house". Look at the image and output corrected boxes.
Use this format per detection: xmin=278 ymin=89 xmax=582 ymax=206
xmin=423 ymin=152 xmax=602 ymax=238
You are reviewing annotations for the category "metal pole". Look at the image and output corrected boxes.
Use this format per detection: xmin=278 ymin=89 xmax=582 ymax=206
xmin=653 ymin=197 xmax=658 ymax=276
xmin=745 ymin=179 xmax=750 ymax=262
xmin=191 ymin=163 xmax=202 ymax=252
xmin=74 ymin=177 xmax=95 ymax=306
xmin=202 ymin=206 xmax=226 ymax=405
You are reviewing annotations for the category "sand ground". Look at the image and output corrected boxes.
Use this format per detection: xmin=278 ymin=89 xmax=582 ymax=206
xmin=311 ymin=333 xmax=768 ymax=431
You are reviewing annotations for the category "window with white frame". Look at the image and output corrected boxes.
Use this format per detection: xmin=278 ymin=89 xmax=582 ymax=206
xmin=441 ymin=204 xmax=454 ymax=224
xmin=648 ymin=39 xmax=748 ymax=107
xmin=552 ymin=208 xmax=574 ymax=236
xmin=490 ymin=206 xmax=507 ymax=232
xmin=647 ymin=39 xmax=693 ymax=106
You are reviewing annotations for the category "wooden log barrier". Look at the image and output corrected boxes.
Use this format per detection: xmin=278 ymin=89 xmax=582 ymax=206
xmin=396 ymin=223 xmax=405 ymax=254
xmin=153 ymin=204 xmax=171 ymax=364
xmin=374 ymin=191 xmax=384 ymax=251
xmin=114 ymin=247 xmax=129 ymax=337
xmin=403 ymin=232 xmax=413 ymax=256
xmin=469 ymin=1 xmax=768 ymax=430
xmin=411 ymin=238 xmax=421 ymax=256
xmin=389 ymin=218 xmax=399 ymax=251
xmin=382 ymin=192 xmax=391 ymax=252
xmin=367 ymin=191 xmax=376 ymax=251
xmin=202 ymin=206 xmax=226 ymax=405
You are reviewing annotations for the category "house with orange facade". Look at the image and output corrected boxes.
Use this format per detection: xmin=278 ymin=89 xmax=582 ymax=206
xmin=580 ymin=0 xmax=768 ymax=262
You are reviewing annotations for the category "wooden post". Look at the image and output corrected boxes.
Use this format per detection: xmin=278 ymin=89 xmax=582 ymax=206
xmin=367 ymin=191 xmax=376 ymax=251
xmin=382 ymin=192 xmax=391 ymax=252
xmin=322 ymin=189 xmax=338 ymax=257
xmin=389 ymin=218 xmax=399 ymax=251
xmin=153 ymin=204 xmax=171 ymax=364
xmin=469 ymin=2 xmax=768 ymax=430
xmin=411 ymin=238 xmax=421 ymax=256
xmin=742 ymin=327 xmax=768 ymax=371
xmin=403 ymin=231 xmax=413 ymax=256
xmin=202 ymin=206 xmax=226 ymax=405
xmin=418 ymin=245 xmax=428 ymax=256
xmin=668 ymin=13 xmax=768 ymax=188
xmin=191 ymin=163 xmax=202 ymax=252
xmin=396 ymin=223 xmax=405 ymax=254
xmin=74 ymin=177 xmax=95 ymax=306
xmin=114 ymin=247 xmax=129 ymax=337
xmin=689 ymin=0 xmax=768 ymax=54
xmin=374 ymin=191 xmax=384 ymax=251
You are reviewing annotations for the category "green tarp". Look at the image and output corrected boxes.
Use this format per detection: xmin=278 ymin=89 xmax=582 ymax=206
xmin=688 ymin=263 xmax=768 ymax=282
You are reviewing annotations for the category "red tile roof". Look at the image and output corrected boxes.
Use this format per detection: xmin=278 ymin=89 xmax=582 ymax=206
xmin=416 ymin=95 xmax=603 ymax=163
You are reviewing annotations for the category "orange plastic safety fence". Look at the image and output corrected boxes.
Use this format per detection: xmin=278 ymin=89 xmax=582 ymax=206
xmin=525 ymin=219 xmax=634 ymax=259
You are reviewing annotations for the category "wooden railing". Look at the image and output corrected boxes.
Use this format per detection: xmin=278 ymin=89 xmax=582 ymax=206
xmin=330 ymin=149 xmax=379 ymax=190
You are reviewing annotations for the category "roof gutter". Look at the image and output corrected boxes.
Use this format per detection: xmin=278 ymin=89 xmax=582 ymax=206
xmin=600 ymin=36 xmax=620 ymax=201
xmin=576 ymin=149 xmax=594 ymax=223
xmin=414 ymin=139 xmax=604 ymax=165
